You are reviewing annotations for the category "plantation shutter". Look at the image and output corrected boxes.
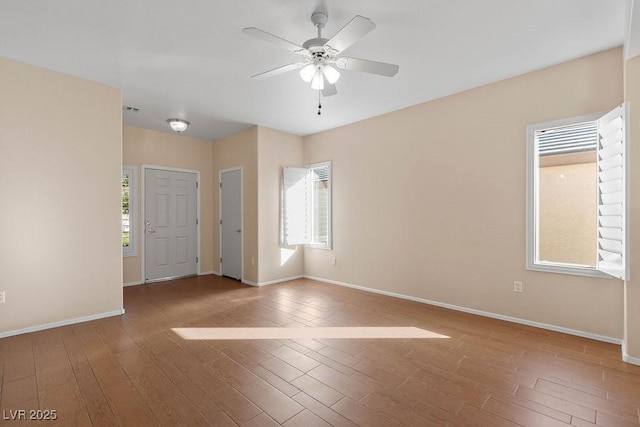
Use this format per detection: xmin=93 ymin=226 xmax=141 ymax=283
xmin=310 ymin=165 xmax=330 ymax=245
xmin=596 ymin=104 xmax=628 ymax=280
xmin=282 ymin=167 xmax=310 ymax=245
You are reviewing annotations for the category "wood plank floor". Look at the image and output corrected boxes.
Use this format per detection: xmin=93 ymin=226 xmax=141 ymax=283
xmin=1 ymin=276 xmax=639 ymax=426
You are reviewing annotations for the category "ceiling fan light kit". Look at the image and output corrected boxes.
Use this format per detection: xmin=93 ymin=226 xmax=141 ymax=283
xmin=299 ymin=63 xmax=317 ymax=82
xmin=167 ymin=118 xmax=190 ymax=133
xmin=243 ymin=10 xmax=399 ymax=114
xmin=322 ymin=65 xmax=340 ymax=84
xmin=311 ymin=71 xmax=324 ymax=90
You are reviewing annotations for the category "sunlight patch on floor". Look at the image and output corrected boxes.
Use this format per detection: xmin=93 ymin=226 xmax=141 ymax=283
xmin=171 ymin=326 xmax=450 ymax=340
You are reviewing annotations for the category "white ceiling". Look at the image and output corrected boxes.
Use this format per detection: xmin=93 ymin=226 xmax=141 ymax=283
xmin=0 ymin=0 xmax=631 ymax=141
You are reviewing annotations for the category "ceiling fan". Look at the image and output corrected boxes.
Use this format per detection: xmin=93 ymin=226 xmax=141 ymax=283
xmin=242 ymin=11 xmax=399 ymax=98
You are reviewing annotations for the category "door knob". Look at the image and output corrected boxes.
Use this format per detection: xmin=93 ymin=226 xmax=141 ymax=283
xmin=235 ymin=229 xmax=242 ymax=233
xmin=147 ymin=229 xmax=156 ymax=234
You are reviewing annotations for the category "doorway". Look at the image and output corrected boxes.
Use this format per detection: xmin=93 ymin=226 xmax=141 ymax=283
xmin=220 ymin=168 xmax=242 ymax=280
xmin=143 ymin=167 xmax=199 ymax=282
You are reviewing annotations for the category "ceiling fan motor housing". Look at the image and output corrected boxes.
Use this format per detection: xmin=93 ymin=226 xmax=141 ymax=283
xmin=303 ymin=38 xmax=329 ymax=56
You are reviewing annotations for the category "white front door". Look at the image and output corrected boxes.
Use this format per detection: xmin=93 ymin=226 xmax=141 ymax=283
xmin=220 ymin=169 xmax=242 ymax=280
xmin=145 ymin=168 xmax=198 ymax=282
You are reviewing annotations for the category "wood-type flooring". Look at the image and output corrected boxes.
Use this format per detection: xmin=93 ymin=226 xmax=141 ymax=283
xmin=1 ymin=276 xmax=639 ymax=426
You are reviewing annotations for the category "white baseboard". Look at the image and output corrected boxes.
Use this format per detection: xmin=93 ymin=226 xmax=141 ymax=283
xmin=123 ymin=280 xmax=143 ymax=287
xmin=622 ymin=342 xmax=640 ymax=366
xmin=258 ymin=275 xmax=304 ymax=287
xmin=304 ymin=275 xmax=623 ymax=346
xmin=242 ymin=275 xmax=304 ymax=287
xmin=125 ymin=271 xmax=218 ymax=286
xmin=0 ymin=309 xmax=125 ymax=339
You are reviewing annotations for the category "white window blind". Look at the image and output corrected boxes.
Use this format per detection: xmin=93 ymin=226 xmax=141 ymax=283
xmin=282 ymin=167 xmax=310 ymax=245
xmin=596 ymin=104 xmax=628 ymax=280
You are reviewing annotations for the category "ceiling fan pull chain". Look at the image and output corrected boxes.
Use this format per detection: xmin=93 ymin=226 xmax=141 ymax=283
xmin=317 ymin=90 xmax=322 ymax=115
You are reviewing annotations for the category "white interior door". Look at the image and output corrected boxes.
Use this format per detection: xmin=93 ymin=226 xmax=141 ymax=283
xmin=145 ymin=168 xmax=198 ymax=282
xmin=220 ymin=169 xmax=242 ymax=280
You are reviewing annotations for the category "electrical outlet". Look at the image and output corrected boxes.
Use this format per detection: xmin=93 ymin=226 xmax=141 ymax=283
xmin=251 ymin=258 xmax=255 ymax=266
xmin=514 ymin=281 xmax=523 ymax=293
xmin=331 ymin=257 xmax=336 ymax=265
xmin=0 ymin=291 xmax=5 ymax=303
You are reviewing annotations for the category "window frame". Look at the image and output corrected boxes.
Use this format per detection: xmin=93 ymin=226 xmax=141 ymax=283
xmin=307 ymin=161 xmax=332 ymax=250
xmin=122 ymin=165 xmax=138 ymax=257
xmin=526 ymin=112 xmax=609 ymax=278
xmin=280 ymin=161 xmax=332 ymax=250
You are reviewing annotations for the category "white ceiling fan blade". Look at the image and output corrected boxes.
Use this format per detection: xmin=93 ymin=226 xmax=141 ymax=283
xmin=335 ymin=57 xmax=399 ymax=77
xmin=324 ymin=16 xmax=375 ymax=54
xmin=322 ymin=82 xmax=337 ymax=97
xmin=242 ymin=27 xmax=309 ymax=56
xmin=251 ymin=63 xmax=304 ymax=80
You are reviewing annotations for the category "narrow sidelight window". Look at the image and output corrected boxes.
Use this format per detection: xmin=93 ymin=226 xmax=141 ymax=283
xmin=122 ymin=165 xmax=137 ymax=256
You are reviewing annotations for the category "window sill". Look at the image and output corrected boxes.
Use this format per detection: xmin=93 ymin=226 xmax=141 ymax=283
xmin=306 ymin=244 xmax=332 ymax=250
xmin=527 ymin=262 xmax=611 ymax=279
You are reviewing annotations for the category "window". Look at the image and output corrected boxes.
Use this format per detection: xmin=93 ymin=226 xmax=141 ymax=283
xmin=122 ymin=165 xmax=137 ymax=256
xmin=281 ymin=161 xmax=332 ymax=248
xmin=526 ymin=105 xmax=628 ymax=279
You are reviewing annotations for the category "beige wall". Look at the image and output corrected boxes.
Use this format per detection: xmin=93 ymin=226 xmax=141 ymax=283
xmin=257 ymin=127 xmax=305 ymax=283
xmin=538 ymin=162 xmax=597 ymax=266
xmin=122 ymin=125 xmax=214 ymax=284
xmin=624 ymin=54 xmax=640 ymax=358
xmin=303 ymin=48 xmax=624 ymax=338
xmin=1 ymin=45 xmax=633 ymax=354
xmin=124 ymin=124 xmax=304 ymax=286
xmin=212 ymin=127 xmax=259 ymax=283
xmin=0 ymin=57 xmax=123 ymax=334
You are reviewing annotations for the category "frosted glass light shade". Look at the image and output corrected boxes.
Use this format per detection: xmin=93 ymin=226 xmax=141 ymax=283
xmin=167 ymin=118 xmax=190 ymax=133
xmin=323 ymin=65 xmax=340 ymax=84
xmin=310 ymin=70 xmax=324 ymax=90
xmin=299 ymin=64 xmax=317 ymax=83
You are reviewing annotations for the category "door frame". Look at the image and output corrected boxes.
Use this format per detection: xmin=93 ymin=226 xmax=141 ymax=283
xmin=141 ymin=164 xmax=201 ymax=283
xmin=219 ymin=166 xmax=243 ymax=280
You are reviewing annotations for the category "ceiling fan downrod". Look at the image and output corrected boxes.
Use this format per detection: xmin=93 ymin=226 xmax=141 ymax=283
xmin=311 ymin=11 xmax=327 ymax=38
xmin=312 ymin=12 xmax=328 ymax=116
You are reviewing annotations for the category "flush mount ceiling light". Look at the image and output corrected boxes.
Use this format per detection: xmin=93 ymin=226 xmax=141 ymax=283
xmin=167 ymin=118 xmax=190 ymax=133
